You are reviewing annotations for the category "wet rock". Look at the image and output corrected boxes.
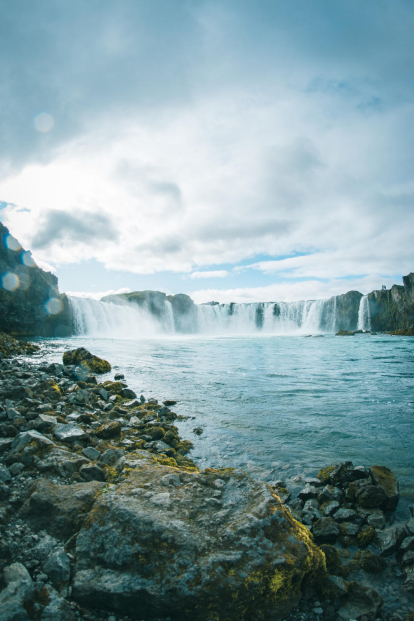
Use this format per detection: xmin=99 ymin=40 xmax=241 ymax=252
xmin=99 ymin=448 xmax=124 ymax=466
xmin=298 ymin=484 xmax=319 ymax=501
xmin=374 ymin=525 xmax=400 ymax=555
xmin=337 ymin=582 xmax=383 ymax=621
xmin=53 ymin=423 xmax=88 ymax=442
xmin=403 ymin=565 xmax=414 ymax=594
xmin=319 ymin=500 xmax=340 ymax=516
xmin=72 ymin=465 xmax=326 ymax=620
xmin=329 ymin=461 xmax=356 ymax=485
xmin=11 ymin=429 xmax=54 ymax=453
xmin=347 ymin=479 xmax=387 ymax=509
xmin=318 ymin=484 xmax=344 ymax=504
xmin=19 ymin=478 xmax=107 ymax=540
xmin=369 ymin=465 xmax=399 ymax=511
xmin=82 ymin=446 xmax=100 ymax=460
xmin=400 ymin=535 xmax=414 ymax=553
xmin=312 ymin=517 xmax=340 ymax=543
xmin=37 ymin=448 xmax=90 ymax=478
xmin=9 ymin=462 xmax=24 ymax=476
xmin=120 ymin=388 xmax=137 ymax=399
xmin=32 ymin=413 xmax=57 ymax=432
xmin=114 ymin=373 xmax=124 ymax=380
xmin=80 ymin=464 xmax=106 ymax=482
xmin=163 ymin=400 xmax=177 ymax=406
xmin=95 ymin=421 xmax=122 ymax=439
xmin=334 ymin=508 xmax=357 ymax=522
xmin=43 ymin=547 xmax=71 ymax=585
xmin=0 ymin=562 xmax=35 ymax=621
xmin=63 ymin=348 xmax=111 ymax=374
xmin=366 ymin=509 xmax=386 ymax=530
xmin=0 ymin=463 xmax=11 ymax=482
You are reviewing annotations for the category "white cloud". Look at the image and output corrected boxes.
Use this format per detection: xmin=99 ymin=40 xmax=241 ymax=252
xmin=66 ymin=287 xmax=131 ymax=300
xmin=188 ymin=270 xmax=229 ymax=279
xmin=189 ymin=275 xmax=398 ymax=305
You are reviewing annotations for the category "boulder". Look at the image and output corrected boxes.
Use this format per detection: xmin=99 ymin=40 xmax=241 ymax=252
xmin=72 ymin=465 xmax=326 ymax=620
xmin=82 ymin=446 xmax=100 ymax=461
xmin=43 ymin=547 xmax=71 ymax=585
xmin=369 ymin=465 xmax=399 ymax=511
xmin=18 ymin=478 xmax=106 ymax=540
xmin=37 ymin=448 xmax=90 ymax=478
xmin=95 ymin=421 xmax=122 ymax=439
xmin=53 ymin=423 xmax=88 ymax=442
xmin=0 ymin=562 xmax=35 ymax=621
xmin=312 ymin=517 xmax=340 ymax=543
xmin=63 ymin=347 xmax=111 ymax=374
xmin=80 ymin=464 xmax=106 ymax=482
xmin=347 ymin=479 xmax=387 ymax=509
xmin=120 ymin=388 xmax=137 ymax=399
xmin=337 ymin=582 xmax=383 ymax=621
xmin=11 ymin=430 xmax=54 ymax=453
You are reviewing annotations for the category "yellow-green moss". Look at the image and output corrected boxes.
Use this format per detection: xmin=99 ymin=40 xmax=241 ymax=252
xmin=350 ymin=550 xmax=385 ymax=574
xmin=317 ymin=465 xmax=335 ymax=484
xmin=369 ymin=465 xmax=397 ymax=496
xmin=357 ymin=525 xmax=376 ymax=548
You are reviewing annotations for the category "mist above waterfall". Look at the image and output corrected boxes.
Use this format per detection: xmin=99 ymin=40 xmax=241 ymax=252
xmin=68 ymin=291 xmax=369 ymax=338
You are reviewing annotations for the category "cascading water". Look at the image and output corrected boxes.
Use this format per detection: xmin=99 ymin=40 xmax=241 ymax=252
xmin=357 ymin=295 xmax=371 ymax=332
xmin=69 ymin=294 xmax=345 ymax=337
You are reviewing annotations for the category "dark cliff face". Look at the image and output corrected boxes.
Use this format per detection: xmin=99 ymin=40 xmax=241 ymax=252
xmin=0 ymin=223 xmax=70 ymax=336
xmin=334 ymin=291 xmax=363 ymax=332
xmin=368 ymin=274 xmax=414 ymax=331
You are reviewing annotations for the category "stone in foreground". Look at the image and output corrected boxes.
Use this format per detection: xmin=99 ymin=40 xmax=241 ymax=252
xmin=63 ymin=347 xmax=111 ymax=374
xmin=73 ymin=464 xmax=325 ymax=620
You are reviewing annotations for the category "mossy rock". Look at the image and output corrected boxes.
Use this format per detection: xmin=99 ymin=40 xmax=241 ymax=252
xmin=319 ymin=544 xmax=349 ymax=578
xmin=357 ymin=525 xmax=376 ymax=548
xmin=390 ymin=327 xmax=414 ymax=336
xmin=317 ymin=465 xmax=335 ymax=484
xmin=350 ymin=550 xmax=385 ymax=574
xmin=102 ymin=381 xmax=124 ymax=394
xmin=175 ymin=440 xmax=194 ymax=455
xmin=63 ymin=347 xmax=111 ymax=374
xmin=0 ymin=332 xmax=40 ymax=358
xmin=335 ymin=330 xmax=355 ymax=336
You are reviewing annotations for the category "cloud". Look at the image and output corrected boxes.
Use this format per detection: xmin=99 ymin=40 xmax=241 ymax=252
xmin=188 ymin=270 xmax=229 ymax=279
xmin=31 ymin=209 xmax=118 ymax=250
xmin=66 ymin=287 xmax=131 ymax=300
xmin=0 ymin=0 xmax=413 ymax=296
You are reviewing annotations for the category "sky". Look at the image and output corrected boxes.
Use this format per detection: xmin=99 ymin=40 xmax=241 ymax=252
xmin=0 ymin=0 xmax=413 ymax=303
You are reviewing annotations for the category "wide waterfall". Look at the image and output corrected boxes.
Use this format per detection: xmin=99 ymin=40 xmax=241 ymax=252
xmin=357 ymin=295 xmax=371 ymax=332
xmin=68 ymin=294 xmax=346 ymax=337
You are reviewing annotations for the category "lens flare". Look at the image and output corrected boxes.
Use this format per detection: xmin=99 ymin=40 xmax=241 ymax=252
xmin=4 ymin=234 xmax=21 ymax=251
xmin=1 ymin=272 xmax=20 ymax=291
xmin=44 ymin=297 xmax=63 ymax=315
xmin=21 ymin=251 xmax=36 ymax=268
xmin=34 ymin=112 xmax=54 ymax=133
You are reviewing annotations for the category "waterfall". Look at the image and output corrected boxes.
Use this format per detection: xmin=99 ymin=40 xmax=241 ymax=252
xmin=357 ymin=295 xmax=371 ymax=332
xmin=68 ymin=294 xmax=343 ymax=337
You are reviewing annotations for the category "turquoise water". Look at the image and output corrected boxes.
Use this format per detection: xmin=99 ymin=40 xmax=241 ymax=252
xmin=39 ymin=333 xmax=414 ymax=509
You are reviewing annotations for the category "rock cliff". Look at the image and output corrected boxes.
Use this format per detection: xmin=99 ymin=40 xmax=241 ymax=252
xmin=368 ymin=273 xmax=414 ymax=332
xmin=0 ymin=223 xmax=70 ymax=337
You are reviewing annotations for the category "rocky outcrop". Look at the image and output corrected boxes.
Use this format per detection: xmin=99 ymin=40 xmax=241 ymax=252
xmin=0 ymin=223 xmax=70 ymax=337
xmin=333 ymin=291 xmax=363 ymax=332
xmin=368 ymin=273 xmax=414 ymax=332
xmin=62 ymin=347 xmax=111 ymax=374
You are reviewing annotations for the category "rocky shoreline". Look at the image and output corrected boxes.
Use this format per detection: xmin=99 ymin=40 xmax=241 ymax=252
xmin=0 ymin=335 xmax=413 ymax=621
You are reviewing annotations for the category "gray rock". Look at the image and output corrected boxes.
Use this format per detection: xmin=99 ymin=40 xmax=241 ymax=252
xmin=369 ymin=465 xmax=399 ymax=511
xmin=120 ymin=388 xmax=137 ymax=399
xmin=406 ymin=517 xmax=414 ymax=535
xmin=9 ymin=462 xmax=24 ymax=476
xmin=312 ymin=517 xmax=340 ymax=543
xmin=298 ymin=484 xmax=319 ymax=501
xmin=374 ymin=525 xmax=400 ymax=555
xmin=33 ymin=413 xmax=57 ymax=432
xmin=0 ymin=464 xmax=11 ymax=482
xmin=400 ymin=535 xmax=414 ymax=552
xmin=99 ymin=448 xmax=124 ymax=466
xmin=11 ymin=430 xmax=54 ymax=453
xmin=80 ymin=464 xmax=106 ymax=482
xmin=318 ymin=484 xmax=344 ymax=504
xmin=0 ymin=437 xmax=13 ymax=454
xmin=98 ymin=387 xmax=109 ymax=401
xmin=347 ymin=479 xmax=387 ymax=509
xmin=402 ymin=550 xmax=414 ymax=566
xmin=367 ymin=509 xmax=385 ymax=530
xmin=4 ymin=562 xmax=32 ymax=585
xmin=320 ymin=500 xmax=340 ymax=516
xmin=53 ymin=423 xmax=88 ymax=442
xmin=32 ymin=534 xmax=59 ymax=561
xmin=328 ymin=575 xmax=348 ymax=597
xmin=68 ymin=388 xmax=90 ymax=405
xmin=43 ymin=547 xmax=71 ymax=585
xmin=72 ymin=465 xmax=325 ymax=620
xmin=36 ymin=403 xmax=54 ymax=412
xmin=37 ymin=448 xmax=90 ymax=478
xmin=337 ymin=581 xmax=383 ymax=621
xmin=334 ymin=508 xmax=356 ymax=522
xmin=339 ymin=522 xmax=359 ymax=537
xmin=0 ymin=562 xmax=35 ymax=621
xmin=329 ymin=461 xmax=355 ymax=485
xmin=7 ymin=407 xmax=20 ymax=421
xmin=154 ymin=440 xmax=173 ymax=454
xmin=36 ymin=584 xmax=76 ymax=621
xmin=82 ymin=446 xmax=100 ymax=460
xmin=403 ymin=564 xmax=414 ymax=594
xmin=304 ymin=477 xmax=323 ymax=487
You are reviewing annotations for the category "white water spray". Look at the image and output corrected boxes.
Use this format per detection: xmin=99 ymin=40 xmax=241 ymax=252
xmin=69 ymin=294 xmax=346 ymax=337
xmin=357 ymin=295 xmax=371 ymax=332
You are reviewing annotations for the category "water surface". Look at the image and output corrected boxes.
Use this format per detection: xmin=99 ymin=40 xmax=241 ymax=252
xmin=39 ymin=333 xmax=414 ymax=512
